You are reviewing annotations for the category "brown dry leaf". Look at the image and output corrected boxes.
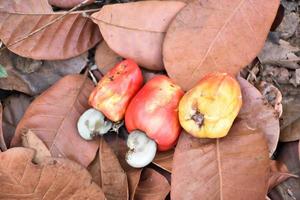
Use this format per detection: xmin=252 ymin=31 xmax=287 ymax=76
xmin=134 ymin=168 xmax=170 ymax=200
xmin=0 ymin=147 xmax=106 ymax=199
xmin=171 ymin=121 xmax=270 ymax=200
xmin=21 ymin=130 xmax=51 ymax=164
xmin=238 ymin=77 xmax=280 ymax=156
xmin=2 ymin=94 xmax=32 ymax=148
xmin=95 ymin=41 xmax=123 ymax=74
xmin=269 ymin=141 xmax=300 ymax=200
xmin=91 ymin=1 xmax=186 ymax=70
xmin=152 ymin=149 xmax=174 ymax=173
xmin=268 ymin=160 xmax=298 ymax=191
xmin=0 ymin=49 xmax=88 ymax=95
xmin=163 ymin=0 xmax=280 ymax=90
xmin=49 ymin=0 xmax=95 ymax=8
xmin=103 ymin=132 xmax=142 ymax=200
xmin=280 ymin=95 xmax=300 ymax=130
xmin=0 ymin=0 xmax=101 ymax=60
xmin=10 ymin=75 xmax=98 ymax=167
xmin=258 ymin=38 xmax=300 ymax=69
xmin=88 ymin=137 xmax=128 ymax=200
xmin=281 ymin=118 xmax=300 ymax=142
xmin=0 ymin=103 xmax=6 ymax=151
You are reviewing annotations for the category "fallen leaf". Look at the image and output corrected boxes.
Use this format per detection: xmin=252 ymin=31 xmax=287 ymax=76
xmin=269 ymin=141 xmax=300 ymax=200
xmin=276 ymin=12 xmax=300 ymax=39
xmin=11 ymin=75 xmax=98 ymax=167
xmin=280 ymin=118 xmax=300 ymax=142
xmin=2 ymin=94 xmax=32 ymax=148
xmin=21 ymin=130 xmax=51 ymax=164
xmin=95 ymin=41 xmax=123 ymax=74
xmin=163 ymin=0 xmax=280 ymax=90
xmin=280 ymin=95 xmax=300 ymax=130
xmin=268 ymin=160 xmax=298 ymax=191
xmin=88 ymin=137 xmax=128 ymax=200
xmin=92 ymin=1 xmax=186 ymax=70
xmin=152 ymin=149 xmax=174 ymax=173
xmin=0 ymin=147 xmax=106 ymax=199
xmin=0 ymin=49 xmax=88 ymax=95
xmin=134 ymin=168 xmax=170 ymax=200
xmin=258 ymin=38 xmax=300 ymax=69
xmin=238 ymin=77 xmax=280 ymax=156
xmin=0 ymin=0 xmax=101 ymax=60
xmin=171 ymin=120 xmax=270 ymax=199
xmin=49 ymin=0 xmax=95 ymax=8
xmin=103 ymin=132 xmax=142 ymax=200
xmin=0 ymin=103 xmax=6 ymax=151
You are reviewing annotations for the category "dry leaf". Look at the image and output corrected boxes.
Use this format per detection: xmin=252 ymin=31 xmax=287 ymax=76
xmin=103 ymin=132 xmax=142 ymax=200
xmin=0 ymin=0 xmax=101 ymax=60
xmin=21 ymin=130 xmax=51 ymax=163
xmin=11 ymin=75 xmax=98 ymax=167
xmin=276 ymin=12 xmax=300 ymax=39
xmin=142 ymin=69 xmax=165 ymax=83
xmin=152 ymin=149 xmax=174 ymax=173
xmin=269 ymin=141 xmax=300 ymax=200
xmin=258 ymin=38 xmax=300 ymax=69
xmin=95 ymin=41 xmax=123 ymax=74
xmin=268 ymin=160 xmax=298 ymax=191
xmin=0 ymin=103 xmax=6 ymax=151
xmin=134 ymin=168 xmax=170 ymax=200
xmin=92 ymin=1 xmax=186 ymax=70
xmin=2 ymin=94 xmax=32 ymax=148
xmin=280 ymin=95 xmax=300 ymax=130
xmin=163 ymin=0 xmax=280 ymax=90
xmin=0 ymin=147 xmax=106 ymax=199
xmin=88 ymin=137 xmax=129 ymax=200
xmin=238 ymin=77 xmax=280 ymax=156
xmin=171 ymin=121 xmax=270 ymax=200
xmin=49 ymin=0 xmax=95 ymax=8
xmin=0 ymin=49 xmax=88 ymax=95
xmin=281 ymin=118 xmax=300 ymax=142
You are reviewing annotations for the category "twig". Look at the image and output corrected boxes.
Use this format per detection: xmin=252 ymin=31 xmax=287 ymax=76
xmin=0 ymin=0 xmax=96 ymax=52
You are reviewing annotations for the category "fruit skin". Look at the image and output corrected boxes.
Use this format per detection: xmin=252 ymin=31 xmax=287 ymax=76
xmin=125 ymin=75 xmax=184 ymax=151
xmin=179 ymin=72 xmax=242 ymax=138
xmin=89 ymin=59 xmax=143 ymax=122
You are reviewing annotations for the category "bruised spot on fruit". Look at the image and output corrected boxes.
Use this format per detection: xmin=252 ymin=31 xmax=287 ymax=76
xmin=191 ymin=111 xmax=204 ymax=128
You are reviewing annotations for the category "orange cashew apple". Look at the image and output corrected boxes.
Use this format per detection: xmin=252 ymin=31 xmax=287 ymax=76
xmin=178 ymin=72 xmax=242 ymax=138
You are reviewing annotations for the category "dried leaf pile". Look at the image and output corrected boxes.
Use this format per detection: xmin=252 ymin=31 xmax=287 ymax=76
xmin=0 ymin=0 xmax=299 ymax=199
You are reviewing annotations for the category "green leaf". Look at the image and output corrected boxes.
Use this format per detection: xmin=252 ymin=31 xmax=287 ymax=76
xmin=0 ymin=64 xmax=7 ymax=78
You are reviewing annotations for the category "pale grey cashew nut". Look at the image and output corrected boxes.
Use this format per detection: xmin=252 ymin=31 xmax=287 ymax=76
xmin=77 ymin=108 xmax=112 ymax=140
xmin=126 ymin=130 xmax=157 ymax=168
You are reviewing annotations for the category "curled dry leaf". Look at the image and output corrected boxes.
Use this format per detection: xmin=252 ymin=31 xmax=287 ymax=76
xmin=0 ymin=49 xmax=88 ymax=95
xmin=92 ymin=1 xmax=186 ymax=70
xmin=95 ymin=41 xmax=123 ymax=75
xmin=269 ymin=141 xmax=300 ymax=200
xmin=163 ymin=0 xmax=280 ymax=90
xmin=48 ymin=0 xmax=95 ymax=8
xmin=0 ymin=147 xmax=106 ymax=199
xmin=171 ymin=122 xmax=270 ymax=200
xmin=256 ymin=81 xmax=283 ymax=118
xmin=152 ymin=149 xmax=174 ymax=173
xmin=88 ymin=137 xmax=128 ymax=200
xmin=11 ymin=75 xmax=98 ymax=167
xmin=134 ymin=168 xmax=170 ymax=200
xmin=0 ymin=103 xmax=6 ymax=151
xmin=238 ymin=77 xmax=280 ymax=156
xmin=2 ymin=94 xmax=32 ymax=148
xmin=268 ymin=160 xmax=298 ymax=191
xmin=0 ymin=0 xmax=101 ymax=60
xmin=103 ymin=132 xmax=142 ymax=200
xmin=21 ymin=130 xmax=51 ymax=164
